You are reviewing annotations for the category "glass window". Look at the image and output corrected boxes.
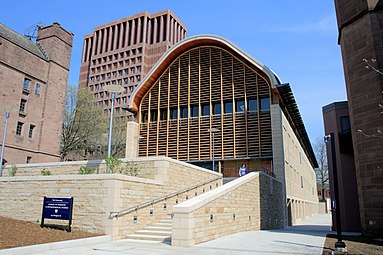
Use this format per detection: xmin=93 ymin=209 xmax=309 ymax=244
xmin=236 ymin=99 xmax=245 ymax=112
xmin=248 ymin=97 xmax=258 ymax=111
xmin=19 ymin=99 xmax=27 ymax=113
xmin=202 ymin=103 xmax=210 ymax=116
xmin=224 ymin=100 xmax=233 ymax=113
xmin=104 ymin=100 xmax=108 ymax=106
xmin=260 ymin=97 xmax=270 ymax=111
xmin=35 ymin=83 xmax=41 ymax=95
xmin=137 ymin=66 xmax=141 ymax=73
xmin=340 ymin=116 xmax=351 ymax=133
xmin=170 ymin=107 xmax=178 ymax=120
xmin=180 ymin=106 xmax=188 ymax=118
xmin=150 ymin=110 xmax=157 ymax=121
xmin=141 ymin=111 xmax=148 ymax=122
xmin=191 ymin=104 xmax=199 ymax=117
xmin=212 ymin=102 xmax=221 ymax=115
xmin=28 ymin=124 xmax=35 ymax=138
xmin=23 ymin=78 xmax=31 ymax=92
xmin=160 ymin=109 xmax=167 ymax=120
xmin=16 ymin=122 xmax=23 ymax=136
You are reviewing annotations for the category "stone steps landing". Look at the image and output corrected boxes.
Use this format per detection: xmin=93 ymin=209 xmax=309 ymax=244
xmin=125 ymin=216 xmax=172 ymax=243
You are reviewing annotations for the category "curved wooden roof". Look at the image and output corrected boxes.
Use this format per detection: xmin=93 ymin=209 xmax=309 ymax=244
xmin=128 ymin=35 xmax=280 ymax=112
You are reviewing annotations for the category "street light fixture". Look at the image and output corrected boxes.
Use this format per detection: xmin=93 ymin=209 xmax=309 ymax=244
xmin=104 ymin=85 xmax=124 ymax=173
xmin=0 ymin=105 xmax=16 ymax=177
xmin=324 ymin=133 xmax=346 ymax=252
xmin=0 ymin=112 xmax=10 ymax=177
xmin=208 ymin=128 xmax=220 ymax=171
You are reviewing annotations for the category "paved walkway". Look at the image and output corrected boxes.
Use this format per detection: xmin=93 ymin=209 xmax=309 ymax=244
xmin=1 ymin=214 xmax=331 ymax=255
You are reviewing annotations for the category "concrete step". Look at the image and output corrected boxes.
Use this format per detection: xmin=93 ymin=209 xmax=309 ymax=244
xmin=145 ymin=225 xmax=172 ymax=231
xmin=158 ymin=219 xmax=172 ymax=224
xmin=125 ymin=233 xmax=171 ymax=242
xmin=136 ymin=229 xmax=172 ymax=235
xmin=152 ymin=222 xmax=172 ymax=227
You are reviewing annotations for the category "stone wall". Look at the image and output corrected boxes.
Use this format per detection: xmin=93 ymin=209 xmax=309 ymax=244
xmin=0 ymin=157 xmax=222 ymax=239
xmin=172 ymin=172 xmax=283 ymax=247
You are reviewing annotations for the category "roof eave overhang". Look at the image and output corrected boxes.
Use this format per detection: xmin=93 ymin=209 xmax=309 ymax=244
xmin=128 ymin=35 xmax=280 ymax=112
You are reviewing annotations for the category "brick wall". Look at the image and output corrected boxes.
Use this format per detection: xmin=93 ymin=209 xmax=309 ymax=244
xmin=172 ymin=172 xmax=283 ymax=247
xmin=335 ymin=0 xmax=383 ymax=236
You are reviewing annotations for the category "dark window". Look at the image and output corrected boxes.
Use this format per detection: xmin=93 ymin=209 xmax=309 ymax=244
xmin=301 ymin=176 xmax=304 ymax=188
xmin=170 ymin=107 xmax=178 ymax=120
xmin=212 ymin=102 xmax=221 ymax=115
xmin=248 ymin=97 xmax=258 ymax=111
xmin=26 ymin=156 xmax=32 ymax=164
xmin=150 ymin=110 xmax=157 ymax=121
xmin=16 ymin=122 xmax=23 ymax=136
xmin=160 ymin=109 xmax=167 ymax=120
xmin=19 ymin=99 xmax=27 ymax=113
xmin=224 ymin=100 xmax=233 ymax=113
xmin=141 ymin=111 xmax=148 ymax=122
xmin=191 ymin=104 xmax=199 ymax=117
xmin=28 ymin=124 xmax=35 ymax=138
xmin=236 ymin=99 xmax=245 ymax=112
xmin=180 ymin=106 xmax=188 ymax=118
xmin=340 ymin=116 xmax=351 ymax=133
xmin=202 ymin=103 xmax=210 ymax=116
xmin=260 ymin=97 xmax=270 ymax=111
xmin=35 ymin=83 xmax=41 ymax=95
xmin=23 ymin=78 xmax=31 ymax=92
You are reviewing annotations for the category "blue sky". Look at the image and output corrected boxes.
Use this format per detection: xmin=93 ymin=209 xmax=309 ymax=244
xmin=1 ymin=0 xmax=347 ymax=144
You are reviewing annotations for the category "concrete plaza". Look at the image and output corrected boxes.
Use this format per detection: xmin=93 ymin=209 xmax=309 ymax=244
xmin=0 ymin=214 xmax=331 ymax=255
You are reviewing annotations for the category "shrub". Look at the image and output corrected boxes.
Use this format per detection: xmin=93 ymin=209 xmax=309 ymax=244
xmin=105 ymin=156 xmax=122 ymax=173
xmin=123 ymin=161 xmax=140 ymax=176
xmin=9 ymin=165 xmax=17 ymax=177
xmin=78 ymin=165 xmax=96 ymax=174
xmin=41 ymin=169 xmax=51 ymax=176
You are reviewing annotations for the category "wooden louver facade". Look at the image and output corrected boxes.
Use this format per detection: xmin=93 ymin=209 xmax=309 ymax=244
xmin=138 ymin=46 xmax=273 ymax=169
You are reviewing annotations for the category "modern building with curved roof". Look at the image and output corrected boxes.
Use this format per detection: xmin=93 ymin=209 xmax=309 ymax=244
xmin=127 ymin=35 xmax=318 ymax=223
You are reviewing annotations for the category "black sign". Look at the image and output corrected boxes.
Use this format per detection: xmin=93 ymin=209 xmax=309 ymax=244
xmin=41 ymin=197 xmax=74 ymax=232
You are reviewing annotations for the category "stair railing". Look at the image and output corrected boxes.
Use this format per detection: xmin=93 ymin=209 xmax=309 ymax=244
xmin=109 ymin=175 xmax=222 ymax=219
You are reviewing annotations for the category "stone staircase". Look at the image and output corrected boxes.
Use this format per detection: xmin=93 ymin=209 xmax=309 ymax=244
xmin=125 ymin=215 xmax=172 ymax=243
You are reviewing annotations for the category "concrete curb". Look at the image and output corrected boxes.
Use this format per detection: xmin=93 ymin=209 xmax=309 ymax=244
xmin=0 ymin=235 xmax=111 ymax=255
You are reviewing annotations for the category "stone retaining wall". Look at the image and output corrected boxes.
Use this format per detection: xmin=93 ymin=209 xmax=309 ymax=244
xmin=0 ymin=157 xmax=222 ymax=239
xmin=172 ymin=172 xmax=284 ymax=247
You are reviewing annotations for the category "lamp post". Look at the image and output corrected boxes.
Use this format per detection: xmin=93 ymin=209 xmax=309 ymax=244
xmin=137 ymin=136 xmax=144 ymax=157
xmin=324 ymin=133 xmax=346 ymax=252
xmin=208 ymin=128 xmax=220 ymax=171
xmin=104 ymin=85 xmax=124 ymax=173
xmin=0 ymin=112 xmax=10 ymax=177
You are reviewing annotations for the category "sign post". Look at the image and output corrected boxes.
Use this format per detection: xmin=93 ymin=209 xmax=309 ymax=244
xmin=41 ymin=197 xmax=74 ymax=232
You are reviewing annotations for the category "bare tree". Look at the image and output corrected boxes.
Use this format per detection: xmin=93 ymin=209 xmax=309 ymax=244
xmin=60 ymin=85 xmax=108 ymax=160
xmin=314 ymin=137 xmax=329 ymax=202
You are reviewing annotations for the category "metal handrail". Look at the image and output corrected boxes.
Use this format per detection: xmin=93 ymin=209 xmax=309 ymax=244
xmin=109 ymin=175 xmax=222 ymax=219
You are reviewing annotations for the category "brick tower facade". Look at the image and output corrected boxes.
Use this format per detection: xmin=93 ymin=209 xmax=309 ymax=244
xmin=78 ymin=10 xmax=187 ymax=115
xmin=0 ymin=22 xmax=73 ymax=164
xmin=334 ymin=0 xmax=383 ymax=235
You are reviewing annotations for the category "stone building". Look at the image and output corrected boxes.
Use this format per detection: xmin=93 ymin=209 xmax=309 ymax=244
xmin=127 ymin=35 xmax=319 ymax=224
xmin=78 ymin=10 xmax=187 ymax=116
xmin=323 ymin=101 xmax=361 ymax=232
xmin=334 ymin=0 xmax=383 ymax=235
xmin=0 ymin=22 xmax=73 ymax=165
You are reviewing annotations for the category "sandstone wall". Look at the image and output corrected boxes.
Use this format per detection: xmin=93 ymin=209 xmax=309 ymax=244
xmin=172 ymin=172 xmax=283 ymax=246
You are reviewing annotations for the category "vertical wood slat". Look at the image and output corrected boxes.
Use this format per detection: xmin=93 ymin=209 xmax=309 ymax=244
xmin=138 ymin=46 xmax=272 ymax=162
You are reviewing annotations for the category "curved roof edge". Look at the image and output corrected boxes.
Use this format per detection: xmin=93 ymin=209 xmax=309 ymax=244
xmin=128 ymin=34 xmax=281 ymax=112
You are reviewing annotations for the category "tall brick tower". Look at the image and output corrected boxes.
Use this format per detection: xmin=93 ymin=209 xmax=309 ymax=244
xmin=78 ymin=10 xmax=187 ymax=115
xmin=36 ymin=23 xmax=74 ymax=161
xmin=0 ymin=22 xmax=73 ymax=164
xmin=334 ymin=0 xmax=383 ymax=235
